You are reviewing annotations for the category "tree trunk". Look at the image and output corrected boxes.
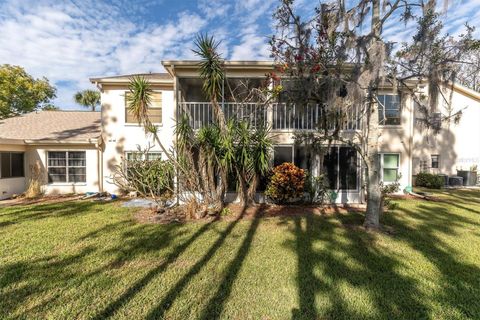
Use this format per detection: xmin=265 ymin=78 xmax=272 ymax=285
xmin=364 ymin=157 xmax=383 ymax=229
xmin=363 ymin=0 xmax=384 ymax=229
xmin=238 ymin=176 xmax=250 ymax=209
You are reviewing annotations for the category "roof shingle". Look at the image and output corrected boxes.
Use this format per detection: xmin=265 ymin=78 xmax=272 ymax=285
xmin=0 ymin=111 xmax=101 ymax=142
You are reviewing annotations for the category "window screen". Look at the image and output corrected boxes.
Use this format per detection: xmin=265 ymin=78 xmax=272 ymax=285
xmin=273 ymin=146 xmax=293 ymax=167
xmin=1 ymin=153 xmax=11 ymax=178
xmin=322 ymin=147 xmax=338 ymax=190
xmin=339 ymin=147 xmax=358 ymax=190
xmin=0 ymin=152 xmax=24 ymax=178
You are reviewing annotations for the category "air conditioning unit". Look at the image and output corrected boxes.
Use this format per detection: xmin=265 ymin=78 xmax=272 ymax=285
xmin=449 ymin=176 xmax=463 ymax=187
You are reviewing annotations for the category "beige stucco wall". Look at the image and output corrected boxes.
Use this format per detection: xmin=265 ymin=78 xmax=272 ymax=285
xmin=25 ymin=145 xmax=100 ymax=195
xmin=100 ymin=84 xmax=176 ymax=194
xmin=378 ymin=93 xmax=415 ymax=191
xmin=412 ymin=86 xmax=480 ymax=176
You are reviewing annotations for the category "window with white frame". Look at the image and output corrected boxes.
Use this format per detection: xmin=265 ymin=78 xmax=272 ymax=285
xmin=431 ymin=155 xmax=439 ymax=169
xmin=0 ymin=152 xmax=24 ymax=179
xmin=47 ymin=151 xmax=86 ymax=183
xmin=381 ymin=153 xmax=400 ymax=183
xmin=377 ymin=94 xmax=401 ymax=125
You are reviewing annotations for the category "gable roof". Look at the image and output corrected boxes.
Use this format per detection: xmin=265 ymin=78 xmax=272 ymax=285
xmin=0 ymin=111 xmax=101 ymax=144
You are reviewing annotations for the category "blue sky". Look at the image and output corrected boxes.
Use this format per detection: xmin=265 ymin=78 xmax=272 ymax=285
xmin=0 ymin=0 xmax=478 ymax=110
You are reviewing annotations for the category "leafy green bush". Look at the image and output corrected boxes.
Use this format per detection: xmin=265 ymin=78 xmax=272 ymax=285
xmin=415 ymin=172 xmax=444 ymax=189
xmin=265 ymin=162 xmax=306 ymax=204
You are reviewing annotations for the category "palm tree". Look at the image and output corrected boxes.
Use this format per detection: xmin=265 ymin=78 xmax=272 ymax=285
xmin=74 ymin=89 xmax=100 ymax=111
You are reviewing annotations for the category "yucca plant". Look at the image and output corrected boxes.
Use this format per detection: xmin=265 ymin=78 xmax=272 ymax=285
xmin=193 ymin=33 xmax=226 ymax=129
xmin=127 ymin=76 xmax=184 ymax=178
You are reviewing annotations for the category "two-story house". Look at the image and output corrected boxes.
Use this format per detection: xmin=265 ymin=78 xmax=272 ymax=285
xmin=1 ymin=60 xmax=479 ymax=201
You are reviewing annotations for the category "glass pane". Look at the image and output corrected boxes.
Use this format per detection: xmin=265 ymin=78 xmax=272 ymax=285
xmin=1 ymin=153 xmax=11 ymax=178
xmin=48 ymin=167 xmax=66 ymax=183
xmin=378 ymin=95 xmax=400 ymax=125
xmin=431 ymin=155 xmax=439 ymax=168
xmin=383 ymin=169 xmax=398 ymax=182
xmin=147 ymin=108 xmax=162 ymax=123
xmin=11 ymin=153 xmax=24 ymax=177
xmin=146 ymin=153 xmax=161 ymax=161
xmin=294 ymin=146 xmax=310 ymax=170
xmin=322 ymin=147 xmax=338 ymax=190
xmin=383 ymin=154 xmax=399 ymax=168
xmin=151 ymin=92 xmax=162 ymax=108
xmin=273 ymin=146 xmax=293 ymax=167
xmin=339 ymin=147 xmax=357 ymax=190
xmin=69 ymin=168 xmax=86 ymax=183
xmin=68 ymin=152 xmax=86 ymax=167
xmin=126 ymin=152 xmax=142 ymax=161
xmin=48 ymin=152 xmax=66 ymax=167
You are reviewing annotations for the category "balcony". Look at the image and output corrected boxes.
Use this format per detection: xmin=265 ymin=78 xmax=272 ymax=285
xmin=178 ymin=102 xmax=362 ymax=131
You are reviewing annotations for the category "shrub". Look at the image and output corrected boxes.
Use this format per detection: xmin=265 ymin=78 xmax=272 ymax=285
xmin=265 ymin=162 xmax=306 ymax=203
xmin=112 ymin=155 xmax=175 ymax=205
xmin=415 ymin=172 xmax=444 ymax=189
xmin=305 ymin=174 xmax=330 ymax=204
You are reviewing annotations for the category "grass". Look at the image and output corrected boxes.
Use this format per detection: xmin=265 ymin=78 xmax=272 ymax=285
xmin=0 ymin=189 xmax=479 ymax=319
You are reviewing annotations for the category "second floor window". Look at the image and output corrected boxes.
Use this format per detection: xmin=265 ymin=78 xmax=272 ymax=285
xmin=431 ymin=155 xmax=439 ymax=169
xmin=125 ymin=91 xmax=162 ymax=124
xmin=377 ymin=94 xmax=401 ymax=125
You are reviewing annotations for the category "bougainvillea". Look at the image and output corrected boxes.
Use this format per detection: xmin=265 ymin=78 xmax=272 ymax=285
xmin=265 ymin=162 xmax=306 ymax=204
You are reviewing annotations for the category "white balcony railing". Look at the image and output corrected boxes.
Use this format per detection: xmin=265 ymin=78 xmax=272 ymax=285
xmin=178 ymin=102 xmax=361 ymax=131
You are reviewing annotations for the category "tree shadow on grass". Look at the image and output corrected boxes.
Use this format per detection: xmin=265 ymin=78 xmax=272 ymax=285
xmin=288 ymin=195 xmax=480 ymax=319
xmin=198 ymin=205 xmax=263 ymax=319
xmin=0 ymin=246 xmax=97 ymax=316
xmin=388 ymin=204 xmax=480 ymax=318
xmin=289 ymin=211 xmax=430 ymax=319
xmin=0 ymin=201 xmax=103 ymax=229
xmin=144 ymin=207 xmax=253 ymax=320
xmin=91 ymin=219 xmax=216 ymax=320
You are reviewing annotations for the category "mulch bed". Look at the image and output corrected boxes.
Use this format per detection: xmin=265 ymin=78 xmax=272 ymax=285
xmin=134 ymin=202 xmax=367 ymax=225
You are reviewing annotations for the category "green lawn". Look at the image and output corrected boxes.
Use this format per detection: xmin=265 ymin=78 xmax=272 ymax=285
xmin=1 ymin=190 xmax=479 ymax=320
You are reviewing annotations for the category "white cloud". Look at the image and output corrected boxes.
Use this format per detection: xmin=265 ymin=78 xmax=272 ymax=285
xmin=0 ymin=0 xmax=206 ymax=109
xmin=2 ymin=0 xmax=476 ymax=110
xmin=231 ymin=30 xmax=270 ymax=60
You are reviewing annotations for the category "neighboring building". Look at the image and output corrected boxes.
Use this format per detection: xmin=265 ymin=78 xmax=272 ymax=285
xmin=1 ymin=60 xmax=479 ymax=202
xmin=0 ymin=111 xmax=102 ymax=200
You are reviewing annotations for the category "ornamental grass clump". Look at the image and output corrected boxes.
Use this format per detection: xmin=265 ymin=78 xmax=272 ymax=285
xmin=265 ymin=162 xmax=306 ymax=204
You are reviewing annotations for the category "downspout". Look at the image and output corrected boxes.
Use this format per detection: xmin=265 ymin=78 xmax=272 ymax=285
xmin=407 ymin=92 xmax=415 ymax=192
xmin=98 ymin=143 xmax=103 ymax=192
xmin=173 ymin=65 xmax=180 ymax=206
